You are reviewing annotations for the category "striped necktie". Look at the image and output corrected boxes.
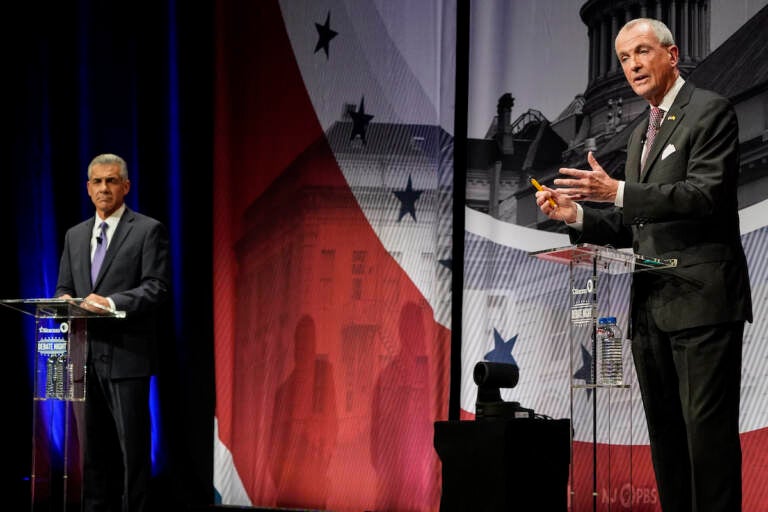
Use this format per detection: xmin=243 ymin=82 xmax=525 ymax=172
xmin=641 ymin=106 xmax=664 ymax=171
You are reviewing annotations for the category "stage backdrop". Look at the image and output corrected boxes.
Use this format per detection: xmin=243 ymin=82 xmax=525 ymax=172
xmin=212 ymin=1 xmax=455 ymax=510
xmin=5 ymin=1 xmax=767 ymax=511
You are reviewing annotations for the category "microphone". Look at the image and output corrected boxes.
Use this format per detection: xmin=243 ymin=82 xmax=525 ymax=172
xmin=96 ymin=235 xmax=103 ymax=244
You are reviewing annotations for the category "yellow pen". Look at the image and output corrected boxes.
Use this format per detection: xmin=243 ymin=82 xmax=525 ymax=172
xmin=529 ymin=176 xmax=557 ymax=208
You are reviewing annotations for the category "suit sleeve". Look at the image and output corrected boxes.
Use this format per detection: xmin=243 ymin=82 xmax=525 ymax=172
xmin=109 ymin=221 xmax=171 ymax=314
xmin=55 ymin=230 xmax=76 ymax=297
xmin=567 ymin=205 xmax=634 ymax=249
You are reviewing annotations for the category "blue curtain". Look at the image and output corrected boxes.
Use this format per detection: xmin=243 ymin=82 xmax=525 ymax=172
xmin=2 ymin=1 xmax=214 ymax=508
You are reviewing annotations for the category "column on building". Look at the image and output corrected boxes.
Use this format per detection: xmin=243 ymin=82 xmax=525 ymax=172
xmin=681 ymin=0 xmax=690 ymax=61
xmin=703 ymin=0 xmax=710 ymax=55
xmin=669 ymin=1 xmax=677 ymax=49
xmin=654 ymin=1 xmax=663 ymax=22
xmin=691 ymin=1 xmax=699 ymax=60
xmin=599 ymin=17 xmax=609 ymax=77
xmin=589 ymin=24 xmax=596 ymax=82
xmin=610 ymin=12 xmax=619 ymax=72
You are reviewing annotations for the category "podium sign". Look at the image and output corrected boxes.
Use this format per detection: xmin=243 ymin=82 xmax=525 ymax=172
xmin=529 ymin=245 xmax=676 ymax=512
xmin=533 ymin=244 xmax=676 ymax=327
xmin=0 ymin=298 xmax=125 ymax=512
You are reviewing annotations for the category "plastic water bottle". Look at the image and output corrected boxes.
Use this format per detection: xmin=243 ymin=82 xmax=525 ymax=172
xmin=597 ymin=317 xmax=623 ymax=386
xmin=46 ymin=356 xmax=56 ymax=398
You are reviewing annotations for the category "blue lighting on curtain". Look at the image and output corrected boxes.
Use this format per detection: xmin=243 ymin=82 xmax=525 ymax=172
xmin=149 ymin=0 xmax=183 ymax=476
xmin=167 ymin=0 xmax=183 ymax=312
xmin=17 ymin=34 xmax=68 ymax=460
xmin=77 ymin=0 xmax=92 ymax=220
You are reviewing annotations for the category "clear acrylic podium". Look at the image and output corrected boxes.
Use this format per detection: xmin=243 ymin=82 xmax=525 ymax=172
xmin=0 ymin=298 xmax=124 ymax=512
xmin=530 ymin=244 xmax=676 ymax=512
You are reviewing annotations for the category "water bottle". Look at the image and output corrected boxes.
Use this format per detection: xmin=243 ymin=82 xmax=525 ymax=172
xmin=65 ymin=359 xmax=75 ymax=401
xmin=54 ymin=354 xmax=66 ymax=399
xmin=597 ymin=317 xmax=624 ymax=386
xmin=46 ymin=354 xmax=65 ymax=399
xmin=46 ymin=356 xmax=56 ymax=398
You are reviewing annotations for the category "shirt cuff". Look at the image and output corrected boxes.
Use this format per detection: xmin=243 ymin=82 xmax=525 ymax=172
xmin=566 ymin=204 xmax=584 ymax=231
xmin=615 ymin=181 xmax=625 ymax=207
xmin=106 ymin=297 xmax=116 ymax=312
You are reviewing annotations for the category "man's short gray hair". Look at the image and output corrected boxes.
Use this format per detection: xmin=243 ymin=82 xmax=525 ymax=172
xmin=618 ymin=18 xmax=676 ymax=47
xmin=88 ymin=153 xmax=129 ymax=180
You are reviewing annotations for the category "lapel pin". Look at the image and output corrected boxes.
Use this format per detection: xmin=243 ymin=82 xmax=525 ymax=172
xmin=667 ymin=115 xmax=676 ymax=121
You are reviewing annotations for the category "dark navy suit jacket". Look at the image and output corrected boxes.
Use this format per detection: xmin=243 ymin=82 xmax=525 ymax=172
xmin=571 ymin=81 xmax=752 ymax=332
xmin=55 ymin=207 xmax=170 ymax=378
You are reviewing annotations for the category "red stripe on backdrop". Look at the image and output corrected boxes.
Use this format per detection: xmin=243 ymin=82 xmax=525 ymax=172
xmin=742 ymin=427 xmax=768 ymax=510
xmin=570 ymin=442 xmax=658 ymax=512
xmin=213 ymin=0 xmax=324 ymax=449
xmin=571 ymin=429 xmax=768 ymax=512
xmin=214 ymin=1 xmax=449 ymax=510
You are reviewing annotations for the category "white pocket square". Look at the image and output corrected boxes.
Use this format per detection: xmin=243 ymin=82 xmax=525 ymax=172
xmin=661 ymin=144 xmax=676 ymax=160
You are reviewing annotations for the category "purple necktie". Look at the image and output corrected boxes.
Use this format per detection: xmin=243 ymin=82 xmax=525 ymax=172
xmin=91 ymin=221 xmax=108 ymax=284
xmin=641 ymin=106 xmax=665 ymax=171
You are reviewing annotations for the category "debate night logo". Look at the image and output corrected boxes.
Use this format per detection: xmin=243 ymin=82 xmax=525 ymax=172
xmin=37 ymin=322 xmax=69 ymax=355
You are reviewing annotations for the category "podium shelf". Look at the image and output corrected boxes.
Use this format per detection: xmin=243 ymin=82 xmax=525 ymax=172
xmin=0 ymin=298 xmax=126 ymax=318
xmin=530 ymin=243 xmax=677 ymax=275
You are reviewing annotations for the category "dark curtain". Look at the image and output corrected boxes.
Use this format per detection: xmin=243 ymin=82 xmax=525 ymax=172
xmin=2 ymin=1 xmax=215 ymax=508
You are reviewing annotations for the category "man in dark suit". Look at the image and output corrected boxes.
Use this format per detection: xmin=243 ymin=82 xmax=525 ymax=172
xmin=56 ymin=153 xmax=170 ymax=512
xmin=535 ymin=18 xmax=752 ymax=512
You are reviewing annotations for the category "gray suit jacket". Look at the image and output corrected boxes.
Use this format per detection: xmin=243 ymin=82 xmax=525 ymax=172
xmin=55 ymin=207 xmax=171 ymax=378
xmin=571 ymin=81 xmax=752 ymax=332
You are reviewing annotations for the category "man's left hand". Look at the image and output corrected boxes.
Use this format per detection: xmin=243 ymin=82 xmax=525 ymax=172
xmin=554 ymin=151 xmax=618 ymax=203
xmin=82 ymin=293 xmax=113 ymax=314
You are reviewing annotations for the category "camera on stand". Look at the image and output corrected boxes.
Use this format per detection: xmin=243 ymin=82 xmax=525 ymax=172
xmin=473 ymin=361 xmax=534 ymax=420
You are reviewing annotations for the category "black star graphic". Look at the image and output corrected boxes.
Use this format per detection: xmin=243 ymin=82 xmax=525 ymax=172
xmin=573 ymin=344 xmax=594 ymax=398
xmin=349 ymin=96 xmax=374 ymax=145
xmin=314 ymin=11 xmax=338 ymax=59
xmin=393 ymin=175 xmax=423 ymax=222
xmin=484 ymin=329 xmax=518 ymax=366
